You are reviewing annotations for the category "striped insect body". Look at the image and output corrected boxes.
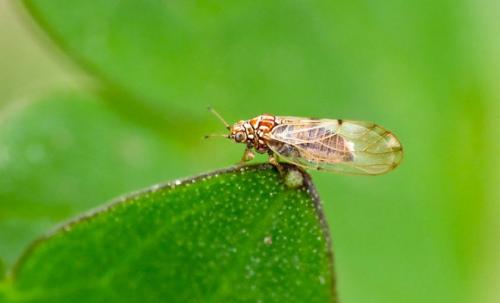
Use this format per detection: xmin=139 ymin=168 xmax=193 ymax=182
xmin=208 ymin=109 xmax=402 ymax=175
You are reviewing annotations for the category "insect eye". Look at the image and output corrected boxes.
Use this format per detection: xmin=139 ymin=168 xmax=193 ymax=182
xmin=235 ymin=132 xmax=246 ymax=142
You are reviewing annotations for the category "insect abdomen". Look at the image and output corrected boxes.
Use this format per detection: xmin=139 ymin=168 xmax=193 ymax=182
xmin=271 ymin=124 xmax=353 ymax=163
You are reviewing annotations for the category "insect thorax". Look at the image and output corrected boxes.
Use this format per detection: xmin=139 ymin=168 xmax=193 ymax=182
xmin=242 ymin=114 xmax=277 ymax=153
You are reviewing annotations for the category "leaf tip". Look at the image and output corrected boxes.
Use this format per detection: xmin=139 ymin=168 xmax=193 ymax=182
xmin=283 ymin=165 xmax=306 ymax=189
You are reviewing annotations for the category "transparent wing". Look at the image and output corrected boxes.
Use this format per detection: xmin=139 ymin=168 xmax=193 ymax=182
xmin=266 ymin=117 xmax=403 ymax=175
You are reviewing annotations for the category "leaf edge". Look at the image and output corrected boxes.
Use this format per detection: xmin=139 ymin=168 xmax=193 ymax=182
xmin=7 ymin=163 xmax=338 ymax=302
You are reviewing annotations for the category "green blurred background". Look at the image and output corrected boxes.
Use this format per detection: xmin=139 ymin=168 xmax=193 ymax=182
xmin=0 ymin=0 xmax=498 ymax=302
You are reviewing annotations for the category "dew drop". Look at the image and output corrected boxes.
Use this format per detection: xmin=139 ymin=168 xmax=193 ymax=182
xmin=284 ymin=168 xmax=304 ymax=188
xmin=151 ymin=184 xmax=161 ymax=192
xmin=263 ymin=235 xmax=273 ymax=245
xmin=319 ymin=276 xmax=325 ymax=285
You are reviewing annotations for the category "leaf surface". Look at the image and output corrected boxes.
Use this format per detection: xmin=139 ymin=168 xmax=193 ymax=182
xmin=3 ymin=164 xmax=336 ymax=303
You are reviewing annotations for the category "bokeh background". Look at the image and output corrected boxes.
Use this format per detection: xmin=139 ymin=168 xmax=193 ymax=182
xmin=0 ymin=1 xmax=499 ymax=302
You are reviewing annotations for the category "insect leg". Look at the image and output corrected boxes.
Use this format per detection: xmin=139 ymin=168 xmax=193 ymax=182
xmin=239 ymin=148 xmax=255 ymax=164
xmin=268 ymin=152 xmax=285 ymax=176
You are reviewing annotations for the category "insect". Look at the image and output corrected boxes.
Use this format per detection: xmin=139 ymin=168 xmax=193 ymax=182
xmin=206 ymin=108 xmax=403 ymax=175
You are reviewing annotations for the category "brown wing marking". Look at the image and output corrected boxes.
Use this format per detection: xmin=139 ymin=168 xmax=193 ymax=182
xmin=268 ymin=118 xmax=402 ymax=175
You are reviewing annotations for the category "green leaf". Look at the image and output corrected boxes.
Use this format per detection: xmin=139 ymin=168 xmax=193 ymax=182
xmin=22 ymin=0 xmax=363 ymax=115
xmin=0 ymin=258 xmax=5 ymax=280
xmin=0 ymin=93 xmax=194 ymax=268
xmin=3 ymin=164 xmax=336 ymax=303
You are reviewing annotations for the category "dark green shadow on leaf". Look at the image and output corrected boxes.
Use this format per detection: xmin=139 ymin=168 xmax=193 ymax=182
xmin=3 ymin=164 xmax=337 ymax=303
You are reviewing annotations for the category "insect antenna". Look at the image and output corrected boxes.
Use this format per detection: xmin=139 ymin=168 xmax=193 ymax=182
xmin=204 ymin=134 xmax=230 ymax=139
xmin=207 ymin=106 xmax=230 ymax=130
